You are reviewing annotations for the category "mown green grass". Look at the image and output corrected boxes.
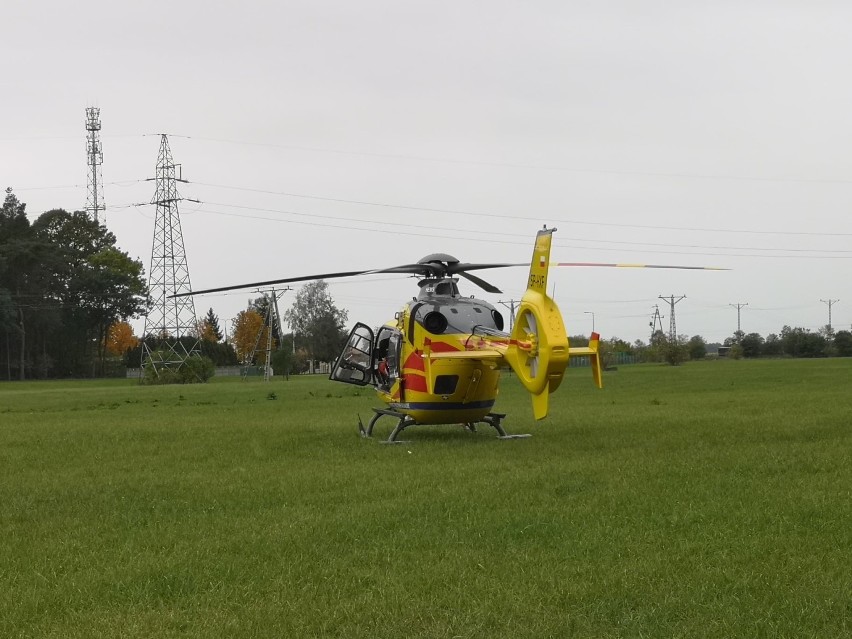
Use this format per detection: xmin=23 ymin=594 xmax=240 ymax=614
xmin=1 ymin=359 xmax=850 ymax=638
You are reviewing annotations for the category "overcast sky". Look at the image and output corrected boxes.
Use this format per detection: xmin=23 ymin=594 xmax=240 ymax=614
xmin=3 ymin=0 xmax=851 ymax=343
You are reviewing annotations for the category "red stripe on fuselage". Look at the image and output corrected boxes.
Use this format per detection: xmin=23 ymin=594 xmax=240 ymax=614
xmin=403 ymin=351 xmax=425 ymax=371
xmin=403 ymin=373 xmax=428 ymax=392
xmin=425 ymin=340 xmax=461 ymax=353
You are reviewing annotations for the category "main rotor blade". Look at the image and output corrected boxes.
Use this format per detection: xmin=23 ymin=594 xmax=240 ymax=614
xmin=457 ymin=271 xmax=503 ymax=294
xmin=171 ymin=269 xmax=378 ymax=297
xmin=552 ymin=262 xmax=729 ymax=270
xmin=446 ymin=262 xmax=526 ymax=274
xmin=170 ymin=262 xmax=442 ymax=298
xmin=171 ymin=258 xmax=728 ymax=298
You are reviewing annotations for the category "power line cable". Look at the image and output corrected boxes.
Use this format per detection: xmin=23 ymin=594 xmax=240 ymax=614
xmin=13 ymin=179 xmax=146 ymax=192
xmin=183 ymin=202 xmax=852 ymax=259
xmin=201 ymin=199 xmax=852 ymax=254
xmin=159 ymin=134 xmax=852 ymax=185
xmin=12 ymin=174 xmax=852 ymax=239
xmin=188 ymin=180 xmax=852 ymax=238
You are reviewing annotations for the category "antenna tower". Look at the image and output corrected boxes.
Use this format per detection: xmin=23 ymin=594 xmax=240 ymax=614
xmin=85 ymin=107 xmax=105 ymax=222
xmin=141 ymin=135 xmax=200 ymax=376
xmin=659 ymin=295 xmax=686 ymax=342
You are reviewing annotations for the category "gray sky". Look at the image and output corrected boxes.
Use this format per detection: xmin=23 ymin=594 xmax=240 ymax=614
xmin=3 ymin=0 xmax=851 ymax=343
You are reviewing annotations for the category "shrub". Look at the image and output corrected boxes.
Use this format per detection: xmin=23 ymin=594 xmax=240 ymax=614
xmin=141 ymin=353 xmax=215 ymax=385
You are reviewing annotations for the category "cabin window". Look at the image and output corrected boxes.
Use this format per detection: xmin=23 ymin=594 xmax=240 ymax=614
xmin=434 ymin=375 xmax=459 ymax=394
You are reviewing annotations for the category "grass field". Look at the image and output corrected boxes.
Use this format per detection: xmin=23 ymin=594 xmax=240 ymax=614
xmin=1 ymin=359 xmax=850 ymax=638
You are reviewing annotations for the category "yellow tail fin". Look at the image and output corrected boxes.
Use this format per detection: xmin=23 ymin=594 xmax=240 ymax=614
xmin=568 ymin=332 xmax=604 ymax=389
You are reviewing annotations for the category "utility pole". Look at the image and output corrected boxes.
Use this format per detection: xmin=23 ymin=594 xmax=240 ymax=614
xmin=659 ymin=295 xmax=686 ymax=343
xmin=730 ymin=302 xmax=748 ymax=338
xmin=498 ymin=299 xmax=519 ymax=331
xmin=649 ymin=304 xmax=665 ymax=341
xmin=820 ymin=299 xmax=839 ymax=331
xmin=243 ymin=288 xmax=290 ymax=381
xmin=584 ymin=311 xmax=595 ymax=334
xmin=85 ymin=107 xmax=105 ymax=223
xmin=141 ymin=135 xmax=201 ymax=378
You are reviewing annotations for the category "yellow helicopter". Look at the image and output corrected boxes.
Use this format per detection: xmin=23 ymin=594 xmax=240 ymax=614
xmin=329 ymin=227 xmax=600 ymax=442
xmin=179 ymin=227 xmax=717 ymax=442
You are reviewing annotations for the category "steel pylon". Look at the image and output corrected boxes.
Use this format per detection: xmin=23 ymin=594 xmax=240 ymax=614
xmin=141 ymin=134 xmax=200 ymax=377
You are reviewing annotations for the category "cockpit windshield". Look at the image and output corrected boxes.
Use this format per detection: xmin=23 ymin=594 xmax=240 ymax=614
xmin=414 ymin=299 xmax=504 ymax=335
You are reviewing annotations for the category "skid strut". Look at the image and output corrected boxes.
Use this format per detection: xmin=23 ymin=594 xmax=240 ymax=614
xmin=361 ymin=409 xmax=530 ymax=443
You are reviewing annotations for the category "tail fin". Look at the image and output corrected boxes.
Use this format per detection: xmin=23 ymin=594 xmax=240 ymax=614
xmin=568 ymin=332 xmax=603 ymax=389
xmin=504 ymin=228 xmax=569 ymax=420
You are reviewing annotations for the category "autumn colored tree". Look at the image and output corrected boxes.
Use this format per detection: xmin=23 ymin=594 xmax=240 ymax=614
xmin=231 ymin=309 xmax=269 ymax=363
xmin=105 ymin=321 xmax=139 ymax=356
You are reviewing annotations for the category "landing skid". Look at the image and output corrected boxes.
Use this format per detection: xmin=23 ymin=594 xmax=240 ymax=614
xmin=360 ymin=409 xmax=531 ymax=444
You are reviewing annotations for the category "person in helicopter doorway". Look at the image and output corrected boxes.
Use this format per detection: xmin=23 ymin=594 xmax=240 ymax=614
xmin=375 ymin=336 xmax=390 ymax=389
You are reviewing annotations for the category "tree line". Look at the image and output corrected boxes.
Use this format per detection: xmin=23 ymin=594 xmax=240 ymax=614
xmin=577 ymin=324 xmax=852 ymax=367
xmin=121 ymin=282 xmax=348 ymax=378
xmin=2 ymin=189 xmax=350 ymax=381
xmin=205 ymin=281 xmax=348 ymax=375
xmin=1 ymin=189 xmax=146 ymax=379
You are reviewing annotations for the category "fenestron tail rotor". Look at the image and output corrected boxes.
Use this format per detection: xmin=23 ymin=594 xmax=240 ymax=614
xmin=503 ymin=228 xmax=570 ymax=420
xmin=516 ymin=310 xmax=539 ymax=380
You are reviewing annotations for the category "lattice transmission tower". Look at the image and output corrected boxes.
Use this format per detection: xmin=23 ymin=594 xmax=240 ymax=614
xmin=141 ymin=134 xmax=201 ymax=376
xmin=659 ymin=294 xmax=686 ymax=342
xmin=85 ymin=107 xmax=105 ymax=222
xmin=649 ymin=304 xmax=665 ymax=341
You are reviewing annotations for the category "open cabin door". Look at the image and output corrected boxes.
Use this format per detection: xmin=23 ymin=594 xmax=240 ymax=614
xmin=374 ymin=325 xmax=402 ymax=391
xmin=329 ymin=322 xmax=374 ymax=386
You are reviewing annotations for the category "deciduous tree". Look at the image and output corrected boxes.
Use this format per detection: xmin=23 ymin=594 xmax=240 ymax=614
xmin=687 ymin=335 xmax=707 ymax=360
xmin=283 ymin=280 xmax=348 ymax=362
xmin=1 ymin=198 xmax=147 ymax=378
xmin=106 ymin=321 xmax=139 ymax=356
xmin=231 ymin=309 xmax=265 ymax=363
xmin=740 ymin=333 xmax=765 ymax=358
xmin=833 ymin=330 xmax=852 ymax=357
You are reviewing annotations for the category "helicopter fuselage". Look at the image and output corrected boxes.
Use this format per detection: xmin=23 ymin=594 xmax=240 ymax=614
xmin=328 ymin=228 xmax=603 ymax=440
xmin=331 ymin=277 xmax=509 ymax=426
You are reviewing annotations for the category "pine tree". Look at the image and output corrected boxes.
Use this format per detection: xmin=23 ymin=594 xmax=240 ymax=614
xmin=202 ymin=307 xmax=223 ymax=342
